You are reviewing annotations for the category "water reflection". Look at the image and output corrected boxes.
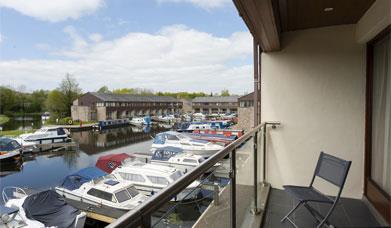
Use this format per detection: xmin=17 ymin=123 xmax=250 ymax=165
xmin=0 ymin=115 xmax=43 ymax=131
xmin=0 ymin=126 xmax=166 ymax=195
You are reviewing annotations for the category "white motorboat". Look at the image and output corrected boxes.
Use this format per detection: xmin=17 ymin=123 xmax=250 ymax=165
xmin=17 ymin=127 xmax=70 ymax=145
xmin=162 ymin=114 xmax=177 ymax=122
xmin=151 ymin=131 xmax=224 ymax=158
xmin=41 ymin=112 xmax=50 ymax=121
xmin=112 ymin=162 xmax=201 ymax=201
xmin=55 ymin=167 xmax=147 ymax=218
xmin=150 ymin=146 xmax=205 ymax=173
xmin=0 ymin=137 xmax=22 ymax=163
xmin=1 ymin=187 xmax=86 ymax=228
xmin=130 ymin=116 xmax=151 ymax=126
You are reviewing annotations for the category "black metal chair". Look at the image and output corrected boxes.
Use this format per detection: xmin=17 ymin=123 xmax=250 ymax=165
xmin=281 ymin=151 xmax=352 ymax=228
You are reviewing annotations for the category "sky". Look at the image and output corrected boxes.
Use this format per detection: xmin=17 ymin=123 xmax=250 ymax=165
xmin=0 ymin=0 xmax=253 ymax=94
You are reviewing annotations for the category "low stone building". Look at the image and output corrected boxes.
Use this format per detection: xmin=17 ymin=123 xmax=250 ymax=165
xmin=237 ymin=92 xmax=254 ymax=131
xmin=71 ymin=92 xmax=182 ymax=121
xmin=192 ymin=96 xmax=239 ymax=114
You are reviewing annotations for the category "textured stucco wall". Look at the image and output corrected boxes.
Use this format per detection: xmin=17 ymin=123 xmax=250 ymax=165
xmin=238 ymin=107 xmax=254 ymax=132
xmin=261 ymin=25 xmax=365 ymax=198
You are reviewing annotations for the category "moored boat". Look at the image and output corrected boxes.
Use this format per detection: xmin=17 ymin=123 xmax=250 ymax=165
xmin=2 ymin=187 xmax=86 ymax=228
xmin=94 ymin=118 xmax=130 ymax=130
xmin=150 ymin=146 xmax=206 ymax=174
xmin=0 ymin=137 xmax=23 ymax=163
xmin=96 ymin=153 xmax=135 ymax=173
xmin=151 ymin=131 xmax=224 ymax=158
xmin=112 ymin=162 xmax=201 ymax=201
xmin=55 ymin=167 xmax=147 ymax=219
xmin=16 ymin=127 xmax=71 ymax=145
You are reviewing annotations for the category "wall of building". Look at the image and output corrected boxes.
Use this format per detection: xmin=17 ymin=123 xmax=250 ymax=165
xmin=261 ymin=25 xmax=365 ymax=198
xmin=356 ymin=0 xmax=390 ymax=43
xmin=71 ymin=106 xmax=91 ymax=122
xmin=96 ymin=107 xmax=107 ymax=121
xmin=237 ymin=107 xmax=254 ymax=132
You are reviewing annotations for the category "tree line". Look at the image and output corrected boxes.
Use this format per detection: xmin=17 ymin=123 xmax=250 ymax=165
xmin=1 ymin=74 xmax=233 ymax=119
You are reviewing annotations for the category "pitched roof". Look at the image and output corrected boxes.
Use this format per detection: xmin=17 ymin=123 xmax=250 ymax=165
xmin=88 ymin=92 xmax=179 ymax=102
xmin=192 ymin=96 xmax=239 ymax=103
xmin=239 ymin=92 xmax=254 ymax=101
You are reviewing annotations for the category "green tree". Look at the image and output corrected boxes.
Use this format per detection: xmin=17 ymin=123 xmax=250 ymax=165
xmin=46 ymin=90 xmax=67 ymax=117
xmin=97 ymin=86 xmax=111 ymax=93
xmin=58 ymin=74 xmax=82 ymax=116
xmin=221 ymin=89 xmax=230 ymax=96
xmin=0 ymin=86 xmax=17 ymax=114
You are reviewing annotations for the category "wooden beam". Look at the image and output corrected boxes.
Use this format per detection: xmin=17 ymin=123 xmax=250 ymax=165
xmin=234 ymin=0 xmax=280 ymax=52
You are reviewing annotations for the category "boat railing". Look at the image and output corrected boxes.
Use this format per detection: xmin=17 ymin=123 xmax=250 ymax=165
xmin=107 ymin=121 xmax=280 ymax=228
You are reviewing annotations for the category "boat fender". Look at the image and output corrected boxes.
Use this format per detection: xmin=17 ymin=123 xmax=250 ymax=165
xmin=68 ymin=120 xmax=73 ymax=125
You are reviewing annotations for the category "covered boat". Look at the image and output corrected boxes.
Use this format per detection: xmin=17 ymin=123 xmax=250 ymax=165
xmin=60 ymin=167 xmax=107 ymax=191
xmin=96 ymin=153 xmax=135 ymax=173
xmin=2 ymin=187 xmax=86 ymax=228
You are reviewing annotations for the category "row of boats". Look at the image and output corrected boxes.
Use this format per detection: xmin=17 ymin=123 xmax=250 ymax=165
xmin=0 ymin=121 xmax=241 ymax=227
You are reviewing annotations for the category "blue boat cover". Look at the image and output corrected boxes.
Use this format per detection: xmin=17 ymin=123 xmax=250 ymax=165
xmin=22 ymin=190 xmax=80 ymax=228
xmin=60 ymin=167 xmax=107 ymax=190
xmin=152 ymin=146 xmax=184 ymax=161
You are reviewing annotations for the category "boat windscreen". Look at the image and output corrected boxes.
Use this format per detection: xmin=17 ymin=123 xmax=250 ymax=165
xmin=115 ymin=189 xmax=131 ymax=203
xmin=170 ymin=171 xmax=182 ymax=181
xmin=127 ymin=186 xmax=139 ymax=197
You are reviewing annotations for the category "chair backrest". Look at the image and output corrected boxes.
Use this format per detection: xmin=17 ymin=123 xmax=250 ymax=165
xmin=311 ymin=152 xmax=352 ymax=188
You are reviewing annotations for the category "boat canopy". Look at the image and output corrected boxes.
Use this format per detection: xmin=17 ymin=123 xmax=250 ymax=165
xmin=60 ymin=167 xmax=107 ymax=190
xmin=96 ymin=153 xmax=134 ymax=173
xmin=152 ymin=147 xmax=184 ymax=161
xmin=0 ymin=137 xmax=21 ymax=151
xmin=22 ymin=190 xmax=80 ymax=228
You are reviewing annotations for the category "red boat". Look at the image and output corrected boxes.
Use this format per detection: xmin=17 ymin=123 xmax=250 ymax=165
xmin=95 ymin=153 xmax=135 ymax=173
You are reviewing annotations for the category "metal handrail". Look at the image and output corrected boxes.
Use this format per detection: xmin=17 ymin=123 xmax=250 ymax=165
xmin=107 ymin=122 xmax=279 ymax=228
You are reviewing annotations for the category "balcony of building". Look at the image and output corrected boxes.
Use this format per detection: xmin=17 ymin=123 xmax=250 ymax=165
xmin=107 ymin=0 xmax=390 ymax=227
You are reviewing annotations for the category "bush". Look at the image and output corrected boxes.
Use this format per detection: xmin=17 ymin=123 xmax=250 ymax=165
xmin=58 ymin=117 xmax=73 ymax=125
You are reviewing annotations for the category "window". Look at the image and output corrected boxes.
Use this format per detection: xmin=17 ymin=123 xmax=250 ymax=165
xmin=183 ymin=159 xmax=197 ymax=163
xmin=127 ymin=186 xmax=139 ymax=197
xmin=87 ymin=188 xmax=116 ymax=202
xmin=119 ymin=172 xmax=146 ymax=182
xmin=166 ymin=135 xmax=179 ymax=141
xmin=147 ymin=176 xmax=169 ymax=185
xmin=115 ymin=190 xmax=131 ymax=203
xmin=170 ymin=171 xmax=182 ymax=181
xmin=57 ymin=128 xmax=66 ymax=135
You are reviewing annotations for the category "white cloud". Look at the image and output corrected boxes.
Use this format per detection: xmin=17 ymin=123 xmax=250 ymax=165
xmin=89 ymin=33 xmax=103 ymax=43
xmin=0 ymin=0 xmax=104 ymax=22
xmin=0 ymin=34 xmax=2 ymax=43
xmin=157 ymin=0 xmax=230 ymax=9
xmin=0 ymin=25 xmax=253 ymax=94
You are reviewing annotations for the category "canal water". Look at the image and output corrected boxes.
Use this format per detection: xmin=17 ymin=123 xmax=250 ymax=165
xmin=0 ymin=116 xmax=43 ymax=131
xmin=0 ymin=124 xmax=212 ymax=227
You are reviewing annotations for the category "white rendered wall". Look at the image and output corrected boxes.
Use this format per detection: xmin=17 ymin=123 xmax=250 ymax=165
xmin=261 ymin=25 xmax=365 ymax=198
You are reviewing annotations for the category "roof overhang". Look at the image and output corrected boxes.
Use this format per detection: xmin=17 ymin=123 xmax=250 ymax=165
xmin=233 ymin=0 xmax=281 ymax=52
xmin=234 ymin=0 xmax=376 ymax=52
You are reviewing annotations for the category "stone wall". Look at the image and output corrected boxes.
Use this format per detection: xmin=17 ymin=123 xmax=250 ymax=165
xmin=237 ymin=107 xmax=254 ymax=132
xmin=71 ymin=106 xmax=91 ymax=122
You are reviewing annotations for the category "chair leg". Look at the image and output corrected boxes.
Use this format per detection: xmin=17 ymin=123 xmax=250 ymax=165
xmin=281 ymin=201 xmax=303 ymax=223
xmin=316 ymin=203 xmax=338 ymax=228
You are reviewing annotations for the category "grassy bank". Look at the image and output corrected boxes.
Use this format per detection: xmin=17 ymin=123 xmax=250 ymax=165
xmin=0 ymin=115 xmax=10 ymax=125
xmin=0 ymin=129 xmax=35 ymax=137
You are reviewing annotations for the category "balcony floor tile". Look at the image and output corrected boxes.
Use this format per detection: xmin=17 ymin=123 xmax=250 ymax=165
xmin=263 ymin=188 xmax=381 ymax=228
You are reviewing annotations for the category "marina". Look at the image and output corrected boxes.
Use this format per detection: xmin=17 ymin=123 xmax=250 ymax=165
xmin=0 ymin=117 xmax=236 ymax=227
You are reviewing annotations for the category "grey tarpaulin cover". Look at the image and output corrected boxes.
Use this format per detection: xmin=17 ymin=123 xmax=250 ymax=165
xmin=22 ymin=190 xmax=80 ymax=228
